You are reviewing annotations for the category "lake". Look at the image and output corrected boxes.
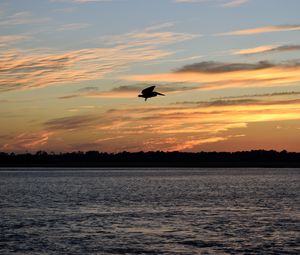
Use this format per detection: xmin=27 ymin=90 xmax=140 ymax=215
xmin=0 ymin=168 xmax=299 ymax=254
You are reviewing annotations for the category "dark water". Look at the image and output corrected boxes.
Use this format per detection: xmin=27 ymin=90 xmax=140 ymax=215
xmin=0 ymin=168 xmax=299 ymax=255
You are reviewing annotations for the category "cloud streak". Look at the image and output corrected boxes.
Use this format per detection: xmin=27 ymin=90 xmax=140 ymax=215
xmin=0 ymin=46 xmax=165 ymax=92
xmin=57 ymin=23 xmax=90 ymax=31
xmin=0 ymin=35 xmax=29 ymax=47
xmin=213 ymin=91 xmax=300 ymax=100
xmin=0 ymin=11 xmax=49 ymax=26
xmin=175 ymin=0 xmax=249 ymax=8
xmin=1 ymin=28 xmax=197 ymax=92
xmin=38 ymin=98 xmax=300 ymax=152
xmin=123 ymin=60 xmax=300 ymax=91
xmin=221 ymin=0 xmax=248 ymax=8
xmin=99 ymin=30 xmax=199 ymax=47
xmin=2 ymin=96 xmax=300 ymax=152
xmin=59 ymin=84 xmax=199 ymax=99
xmin=234 ymin=44 xmax=300 ymax=55
xmin=45 ymin=114 xmax=98 ymax=130
xmin=2 ymin=131 xmax=54 ymax=151
xmin=51 ymin=0 xmax=117 ymax=3
xmin=218 ymin=25 xmax=300 ymax=36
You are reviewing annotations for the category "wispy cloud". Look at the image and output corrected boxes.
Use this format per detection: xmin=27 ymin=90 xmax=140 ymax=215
xmin=221 ymin=0 xmax=248 ymax=8
xmin=233 ymin=45 xmax=277 ymax=55
xmin=44 ymin=114 xmax=98 ymax=131
xmin=97 ymin=23 xmax=199 ymax=54
xmin=213 ymin=91 xmax=300 ymax=100
xmin=99 ymin=30 xmax=199 ymax=47
xmin=73 ymin=0 xmax=113 ymax=2
xmin=218 ymin=25 xmax=300 ymax=36
xmin=59 ymin=84 xmax=199 ymax=99
xmin=3 ymin=96 xmax=300 ymax=152
xmin=144 ymin=22 xmax=175 ymax=32
xmin=57 ymin=23 xmax=90 ymax=31
xmin=54 ymin=7 xmax=78 ymax=13
xmin=0 ymin=35 xmax=29 ymax=47
xmin=175 ymin=0 xmax=249 ymax=8
xmin=172 ymin=98 xmax=259 ymax=106
xmin=175 ymin=0 xmax=210 ymax=3
xmin=234 ymin=44 xmax=300 ymax=55
xmin=145 ymin=55 xmax=203 ymax=65
xmin=42 ymin=98 xmax=300 ymax=152
xmin=174 ymin=98 xmax=300 ymax=107
xmin=123 ymin=60 xmax=300 ymax=91
xmin=0 ymin=47 xmax=167 ymax=92
xmin=0 ymin=11 xmax=49 ymax=26
xmin=1 ymin=26 xmax=197 ymax=92
xmin=175 ymin=60 xmax=276 ymax=72
xmin=51 ymin=0 xmax=117 ymax=3
xmin=2 ymin=131 xmax=54 ymax=151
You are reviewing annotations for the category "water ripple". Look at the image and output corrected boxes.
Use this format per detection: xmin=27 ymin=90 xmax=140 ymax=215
xmin=0 ymin=168 xmax=299 ymax=254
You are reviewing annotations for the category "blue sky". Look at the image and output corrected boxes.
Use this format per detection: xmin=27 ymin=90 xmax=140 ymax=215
xmin=0 ymin=0 xmax=300 ymax=152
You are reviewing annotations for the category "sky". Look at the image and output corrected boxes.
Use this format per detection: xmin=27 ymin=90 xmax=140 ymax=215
xmin=0 ymin=0 xmax=300 ymax=153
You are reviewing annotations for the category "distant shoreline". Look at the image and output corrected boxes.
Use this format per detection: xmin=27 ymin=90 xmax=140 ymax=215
xmin=0 ymin=163 xmax=299 ymax=168
xmin=1 ymin=150 xmax=300 ymax=168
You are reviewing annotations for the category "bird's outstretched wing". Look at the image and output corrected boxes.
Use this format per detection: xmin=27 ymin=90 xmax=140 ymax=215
xmin=142 ymin=85 xmax=155 ymax=95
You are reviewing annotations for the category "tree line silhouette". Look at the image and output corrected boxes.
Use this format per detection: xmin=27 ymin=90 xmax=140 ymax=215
xmin=0 ymin=150 xmax=299 ymax=167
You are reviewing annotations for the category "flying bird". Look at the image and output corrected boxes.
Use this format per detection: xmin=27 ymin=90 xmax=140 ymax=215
xmin=138 ymin=86 xmax=165 ymax=101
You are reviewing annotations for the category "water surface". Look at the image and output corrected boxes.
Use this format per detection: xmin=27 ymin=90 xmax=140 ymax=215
xmin=1 ymin=168 xmax=299 ymax=254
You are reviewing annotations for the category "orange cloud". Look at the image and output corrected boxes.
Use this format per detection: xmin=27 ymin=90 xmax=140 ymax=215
xmin=218 ymin=25 xmax=300 ymax=36
xmin=233 ymin=45 xmax=276 ymax=55
xmin=2 ymin=98 xmax=299 ymax=152
xmin=234 ymin=44 xmax=300 ymax=55
xmin=1 ymin=28 xmax=197 ymax=92
xmin=168 ymin=136 xmax=231 ymax=151
xmin=123 ymin=61 xmax=300 ymax=91
xmin=90 ymin=98 xmax=300 ymax=151
xmin=2 ymin=131 xmax=54 ymax=151
xmin=66 ymin=84 xmax=197 ymax=99
xmin=0 ymin=46 xmax=169 ymax=92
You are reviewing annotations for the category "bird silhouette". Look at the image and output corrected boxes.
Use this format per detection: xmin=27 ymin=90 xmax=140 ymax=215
xmin=138 ymin=86 xmax=165 ymax=101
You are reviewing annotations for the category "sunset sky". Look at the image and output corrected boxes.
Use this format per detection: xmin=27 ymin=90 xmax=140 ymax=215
xmin=1 ymin=0 xmax=300 ymax=152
